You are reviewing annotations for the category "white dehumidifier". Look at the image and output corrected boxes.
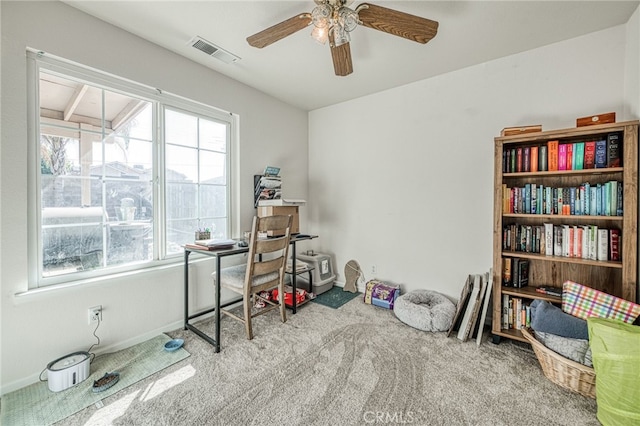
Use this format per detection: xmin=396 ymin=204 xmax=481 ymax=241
xmin=295 ymin=251 xmax=335 ymax=295
xmin=46 ymin=351 xmax=91 ymax=392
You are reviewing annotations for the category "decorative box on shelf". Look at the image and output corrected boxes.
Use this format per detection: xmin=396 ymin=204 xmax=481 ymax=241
xmin=500 ymin=125 xmax=542 ymax=137
xmin=576 ymin=112 xmax=615 ymax=127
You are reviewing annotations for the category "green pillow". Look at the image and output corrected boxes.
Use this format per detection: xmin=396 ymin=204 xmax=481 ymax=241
xmin=588 ymin=318 xmax=640 ymax=425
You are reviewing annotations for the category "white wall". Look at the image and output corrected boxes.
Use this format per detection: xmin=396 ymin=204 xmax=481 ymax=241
xmin=625 ymin=6 xmax=640 ymax=119
xmin=308 ymin=24 xmax=634 ymax=299
xmin=0 ymin=1 xmax=308 ymax=393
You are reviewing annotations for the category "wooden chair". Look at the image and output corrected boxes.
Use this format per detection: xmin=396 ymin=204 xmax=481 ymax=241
xmin=217 ymin=215 xmax=293 ymax=340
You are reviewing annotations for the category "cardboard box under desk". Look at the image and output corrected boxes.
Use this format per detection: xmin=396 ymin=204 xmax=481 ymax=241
xmin=256 ymin=206 xmax=299 ymax=236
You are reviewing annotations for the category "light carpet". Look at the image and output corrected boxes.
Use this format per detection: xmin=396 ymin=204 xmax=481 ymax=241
xmin=53 ymin=299 xmax=597 ymax=425
xmin=1 ymin=334 xmax=189 ymax=426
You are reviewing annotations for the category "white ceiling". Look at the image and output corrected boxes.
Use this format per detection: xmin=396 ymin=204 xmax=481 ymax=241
xmin=63 ymin=1 xmax=639 ymax=111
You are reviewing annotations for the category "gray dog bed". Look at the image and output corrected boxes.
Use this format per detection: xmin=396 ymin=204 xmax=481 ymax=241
xmin=394 ymin=290 xmax=456 ymax=332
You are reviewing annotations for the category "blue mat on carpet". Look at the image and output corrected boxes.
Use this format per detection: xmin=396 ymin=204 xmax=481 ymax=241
xmin=311 ymin=286 xmax=360 ymax=309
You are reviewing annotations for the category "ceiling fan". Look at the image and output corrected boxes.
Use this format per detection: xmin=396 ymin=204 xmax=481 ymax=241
xmin=246 ymin=0 xmax=438 ymax=76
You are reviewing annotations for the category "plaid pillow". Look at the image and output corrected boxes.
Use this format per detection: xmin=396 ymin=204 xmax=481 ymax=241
xmin=562 ymin=281 xmax=640 ymax=324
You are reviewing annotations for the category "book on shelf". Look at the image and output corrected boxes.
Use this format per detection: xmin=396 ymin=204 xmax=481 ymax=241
xmin=609 ymin=229 xmax=621 ymax=262
xmin=530 ymin=146 xmax=539 ymax=172
xmin=574 ymin=142 xmax=585 ymax=170
xmin=539 ymin=145 xmax=548 ymax=171
xmin=566 ymin=143 xmax=573 ymax=170
xmin=547 ymin=140 xmax=559 ymax=171
xmin=535 ymin=286 xmax=562 ymax=297
xmin=584 ymin=141 xmax=596 ymax=169
xmin=597 ymin=229 xmax=609 ymax=261
xmin=544 ymin=223 xmax=554 ymax=255
xmin=516 ymin=147 xmax=523 ymax=172
xmin=607 ymin=132 xmax=622 ymax=167
xmin=502 ymin=258 xmax=512 ymax=286
xmin=558 ymin=143 xmax=567 ymax=170
xmin=512 ymin=258 xmax=529 ymax=288
xmin=595 ymin=139 xmax=608 ymax=168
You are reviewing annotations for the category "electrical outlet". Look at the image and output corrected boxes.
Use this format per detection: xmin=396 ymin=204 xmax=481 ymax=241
xmin=371 ymin=265 xmax=377 ymax=275
xmin=88 ymin=305 xmax=102 ymax=324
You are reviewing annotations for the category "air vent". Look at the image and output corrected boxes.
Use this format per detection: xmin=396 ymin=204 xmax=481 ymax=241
xmin=188 ymin=36 xmax=240 ymax=64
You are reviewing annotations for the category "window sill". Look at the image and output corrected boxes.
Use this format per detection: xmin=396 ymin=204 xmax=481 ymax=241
xmin=15 ymin=255 xmax=217 ymax=301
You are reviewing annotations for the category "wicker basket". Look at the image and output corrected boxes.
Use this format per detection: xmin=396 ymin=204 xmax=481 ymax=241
xmin=521 ymin=328 xmax=596 ymax=399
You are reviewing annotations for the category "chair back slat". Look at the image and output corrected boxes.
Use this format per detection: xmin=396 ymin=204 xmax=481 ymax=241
xmin=255 ymin=237 xmax=288 ymax=254
xmin=252 ymin=257 xmax=284 ymax=277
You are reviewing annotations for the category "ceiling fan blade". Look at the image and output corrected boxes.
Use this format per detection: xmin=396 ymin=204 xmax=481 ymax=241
xmin=329 ymin=33 xmax=353 ymax=76
xmin=247 ymin=13 xmax=312 ymax=48
xmin=357 ymin=3 xmax=438 ymax=44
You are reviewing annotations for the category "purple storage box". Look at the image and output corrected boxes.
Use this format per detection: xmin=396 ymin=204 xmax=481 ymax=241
xmin=364 ymin=280 xmax=400 ymax=309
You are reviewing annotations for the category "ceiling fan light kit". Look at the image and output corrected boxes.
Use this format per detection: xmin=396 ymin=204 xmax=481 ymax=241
xmin=247 ymin=0 xmax=438 ymax=77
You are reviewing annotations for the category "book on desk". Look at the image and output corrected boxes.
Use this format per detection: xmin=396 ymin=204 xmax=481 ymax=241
xmin=187 ymin=238 xmax=236 ymax=251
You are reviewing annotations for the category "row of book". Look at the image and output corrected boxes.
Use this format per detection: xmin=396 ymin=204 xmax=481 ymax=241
xmin=502 ymin=132 xmax=622 ymax=173
xmin=501 ymin=295 xmax=531 ymax=330
xmin=447 ymin=271 xmax=493 ymax=345
xmin=502 ymin=223 xmax=621 ymax=261
xmin=502 ymin=257 xmax=529 ymax=288
xmin=502 ymin=181 xmax=623 ymax=216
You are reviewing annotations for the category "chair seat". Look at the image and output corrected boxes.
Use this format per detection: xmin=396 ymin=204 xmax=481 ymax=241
xmin=213 ymin=265 xmax=280 ymax=289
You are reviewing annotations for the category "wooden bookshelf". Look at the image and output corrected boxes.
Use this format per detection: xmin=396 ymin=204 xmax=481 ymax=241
xmin=492 ymin=120 xmax=638 ymax=343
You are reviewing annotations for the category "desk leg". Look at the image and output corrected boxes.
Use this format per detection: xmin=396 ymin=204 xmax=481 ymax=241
xmin=184 ymin=250 xmax=190 ymax=330
xmin=291 ymin=241 xmax=297 ymax=314
xmin=215 ymin=255 xmax=221 ymax=353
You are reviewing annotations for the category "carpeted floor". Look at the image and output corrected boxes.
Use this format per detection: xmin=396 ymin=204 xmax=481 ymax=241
xmin=1 ymin=334 xmax=189 ymax=426
xmin=50 ymin=298 xmax=597 ymax=425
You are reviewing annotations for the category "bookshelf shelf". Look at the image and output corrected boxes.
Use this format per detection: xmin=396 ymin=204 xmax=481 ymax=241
xmin=501 ymin=251 xmax=623 ymax=269
xmin=492 ymin=120 xmax=638 ymax=342
xmin=503 ymin=167 xmax=623 ymax=178
xmin=502 ymin=213 xmax=623 ymax=222
xmin=500 ymin=286 xmax=561 ymax=303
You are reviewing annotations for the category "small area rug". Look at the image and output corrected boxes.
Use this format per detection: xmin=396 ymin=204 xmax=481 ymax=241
xmin=311 ymin=286 xmax=360 ymax=309
xmin=1 ymin=334 xmax=189 ymax=426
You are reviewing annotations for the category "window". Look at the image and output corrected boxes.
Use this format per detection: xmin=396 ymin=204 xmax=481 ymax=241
xmin=164 ymin=108 xmax=230 ymax=255
xmin=30 ymin=52 xmax=235 ymax=287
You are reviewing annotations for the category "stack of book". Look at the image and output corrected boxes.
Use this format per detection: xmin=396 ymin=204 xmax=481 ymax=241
xmin=447 ymin=270 xmax=494 ymax=345
xmin=502 ymin=132 xmax=622 ymax=173
xmin=185 ymin=238 xmax=236 ymax=251
xmin=501 ymin=295 xmax=532 ymax=330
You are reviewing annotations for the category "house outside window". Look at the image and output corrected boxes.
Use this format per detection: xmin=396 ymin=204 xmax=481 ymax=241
xmin=30 ymin=52 xmax=234 ymax=287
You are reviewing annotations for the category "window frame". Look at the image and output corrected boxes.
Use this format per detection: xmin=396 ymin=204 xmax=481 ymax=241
xmin=27 ymin=50 xmax=238 ymax=289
